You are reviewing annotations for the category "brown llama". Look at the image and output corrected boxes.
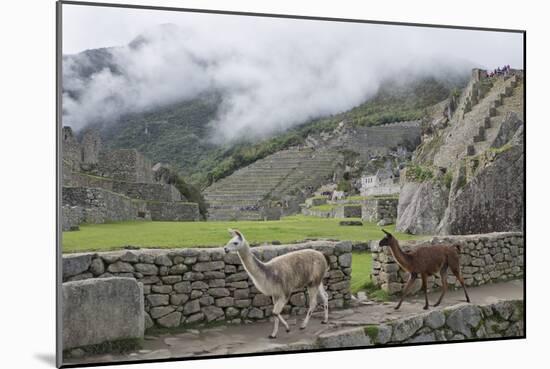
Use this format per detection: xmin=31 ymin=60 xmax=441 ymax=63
xmin=378 ymin=229 xmax=470 ymax=310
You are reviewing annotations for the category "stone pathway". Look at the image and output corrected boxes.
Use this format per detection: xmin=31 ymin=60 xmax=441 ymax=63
xmin=65 ymin=279 xmax=523 ymax=365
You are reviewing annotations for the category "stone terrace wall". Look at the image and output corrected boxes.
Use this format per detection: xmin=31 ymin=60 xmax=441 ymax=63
xmin=361 ymin=198 xmax=398 ymax=222
xmin=62 ymin=241 xmax=353 ymax=329
xmin=314 ymin=300 xmax=523 ymax=349
xmin=67 ymin=173 xmax=183 ymax=202
xmin=371 ymin=232 xmax=524 ymax=295
xmin=334 ymin=205 xmax=362 ymax=219
xmin=147 ymin=202 xmax=200 ymax=221
xmin=63 ymin=187 xmax=151 ymax=224
xmin=96 ymin=149 xmax=153 ymax=183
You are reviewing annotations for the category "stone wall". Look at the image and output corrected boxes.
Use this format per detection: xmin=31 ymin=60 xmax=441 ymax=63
xmin=315 ymin=300 xmax=523 ymax=348
xmin=62 ymin=205 xmax=84 ymax=231
xmin=362 ymin=198 xmax=398 ymax=222
xmin=66 ymin=173 xmax=184 ymax=202
xmin=62 ymin=278 xmax=144 ymax=350
xmin=371 ymin=232 xmax=524 ymax=295
xmin=147 ymin=202 xmax=200 ymax=221
xmin=96 ymin=149 xmax=153 ymax=183
xmin=67 ymin=173 xmax=183 ymax=202
xmin=62 ymin=241 xmax=353 ymax=329
xmin=63 ymin=186 xmax=151 ymax=224
xmin=334 ymin=205 xmax=362 ymax=219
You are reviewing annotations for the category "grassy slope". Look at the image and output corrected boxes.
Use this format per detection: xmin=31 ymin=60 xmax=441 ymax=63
xmin=62 ymin=215 xmax=425 ymax=253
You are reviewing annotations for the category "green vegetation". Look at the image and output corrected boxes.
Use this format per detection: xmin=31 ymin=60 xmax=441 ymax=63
xmin=443 ymin=171 xmax=453 ymax=189
xmin=406 ymin=164 xmax=434 ymax=182
xmin=350 ymin=252 xmax=373 ymax=293
xmin=62 ymin=215 xmax=425 ymax=253
xmin=173 ymin=175 xmax=207 ymax=220
xmin=364 ymin=325 xmax=379 ymax=342
xmin=310 ymin=204 xmax=337 ymax=212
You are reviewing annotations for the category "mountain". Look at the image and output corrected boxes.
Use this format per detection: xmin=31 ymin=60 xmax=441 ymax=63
xmin=63 ymin=40 xmax=468 ymax=189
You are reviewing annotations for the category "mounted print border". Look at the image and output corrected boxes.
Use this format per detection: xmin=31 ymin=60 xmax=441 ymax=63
xmin=56 ymin=1 xmax=526 ymax=367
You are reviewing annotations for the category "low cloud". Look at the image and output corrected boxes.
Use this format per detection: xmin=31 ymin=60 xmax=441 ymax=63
xmin=62 ymin=17 xmax=521 ymax=142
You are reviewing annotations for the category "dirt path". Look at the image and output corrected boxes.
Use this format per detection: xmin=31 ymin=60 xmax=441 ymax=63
xmin=66 ymin=279 xmax=523 ymax=365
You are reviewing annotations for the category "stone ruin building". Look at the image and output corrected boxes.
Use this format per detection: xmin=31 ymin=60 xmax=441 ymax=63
xmin=360 ymin=168 xmax=400 ymax=197
xmin=61 ymin=127 xmax=199 ymax=231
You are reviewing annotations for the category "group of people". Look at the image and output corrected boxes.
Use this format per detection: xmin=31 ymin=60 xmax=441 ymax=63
xmin=488 ymin=65 xmax=512 ymax=77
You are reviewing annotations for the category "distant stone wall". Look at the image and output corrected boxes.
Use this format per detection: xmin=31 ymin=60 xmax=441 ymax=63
xmin=314 ymin=300 xmax=523 ymax=349
xmin=361 ymin=183 xmax=400 ymax=197
xmin=371 ymin=232 xmax=524 ymax=295
xmin=362 ymin=198 xmax=398 ymax=222
xmin=96 ymin=149 xmax=153 ymax=183
xmin=147 ymin=202 xmax=200 ymax=221
xmin=62 ymin=241 xmax=353 ymax=329
xmin=334 ymin=205 xmax=362 ymax=219
xmin=62 ymin=186 xmax=151 ymax=224
xmin=62 ymin=205 xmax=84 ymax=231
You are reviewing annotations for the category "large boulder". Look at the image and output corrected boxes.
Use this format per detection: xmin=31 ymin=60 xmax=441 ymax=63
xmin=396 ymin=181 xmax=449 ymax=234
xmin=62 ymin=277 xmax=144 ymax=350
xmin=437 ymin=143 xmax=524 ymax=235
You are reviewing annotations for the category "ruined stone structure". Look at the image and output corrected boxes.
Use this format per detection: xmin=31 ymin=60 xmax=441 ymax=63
xmin=397 ymin=69 xmax=524 ymax=235
xmin=361 ymin=197 xmax=398 ymax=223
xmin=371 ymin=232 xmax=524 ymax=295
xmin=62 ymin=241 xmax=353 ymax=329
xmin=360 ymin=169 xmax=400 ymax=197
xmin=204 ymin=120 xmax=421 ymax=221
xmin=62 ymin=127 xmax=199 ymax=230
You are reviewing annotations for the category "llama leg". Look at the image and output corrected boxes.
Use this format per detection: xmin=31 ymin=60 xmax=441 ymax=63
xmin=270 ymin=297 xmax=289 ymax=339
xmin=318 ymin=283 xmax=329 ymax=324
xmin=434 ymin=265 xmax=448 ymax=307
xmin=395 ymin=272 xmax=417 ymax=310
xmin=450 ymin=265 xmax=471 ymax=303
xmin=301 ymin=286 xmax=319 ymax=329
xmin=421 ymin=273 xmax=429 ymax=310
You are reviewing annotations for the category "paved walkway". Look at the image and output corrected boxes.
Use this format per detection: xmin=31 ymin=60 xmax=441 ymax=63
xmin=66 ymin=280 xmax=523 ymax=365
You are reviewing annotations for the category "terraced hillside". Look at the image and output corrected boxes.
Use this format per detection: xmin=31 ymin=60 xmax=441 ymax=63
xmin=431 ymin=72 xmax=524 ymax=168
xmin=204 ymin=148 xmax=344 ymax=220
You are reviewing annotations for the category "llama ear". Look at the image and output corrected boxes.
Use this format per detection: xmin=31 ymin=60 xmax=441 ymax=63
xmin=382 ymin=229 xmax=392 ymax=236
xmin=228 ymin=228 xmax=236 ymax=236
xmin=233 ymin=230 xmax=243 ymax=240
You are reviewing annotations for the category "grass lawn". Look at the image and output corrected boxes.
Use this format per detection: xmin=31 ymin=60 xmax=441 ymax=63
xmin=62 ymin=215 xmax=424 ymax=253
xmin=350 ymin=252 xmax=373 ymax=294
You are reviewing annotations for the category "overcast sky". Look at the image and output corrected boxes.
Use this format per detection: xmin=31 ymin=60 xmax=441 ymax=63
xmin=62 ymin=4 xmax=524 ymax=142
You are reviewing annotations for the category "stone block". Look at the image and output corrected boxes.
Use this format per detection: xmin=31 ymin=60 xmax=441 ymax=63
xmin=62 ymin=278 xmax=144 ymax=350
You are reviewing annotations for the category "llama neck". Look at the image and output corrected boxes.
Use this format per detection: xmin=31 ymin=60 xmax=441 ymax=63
xmin=388 ymin=240 xmax=412 ymax=271
xmin=237 ymin=243 xmax=269 ymax=285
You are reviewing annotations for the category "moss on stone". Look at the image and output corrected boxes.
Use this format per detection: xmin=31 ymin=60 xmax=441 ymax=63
xmin=364 ymin=325 xmax=380 ymax=342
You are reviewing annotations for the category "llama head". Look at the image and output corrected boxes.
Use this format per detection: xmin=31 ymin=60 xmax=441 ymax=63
xmin=224 ymin=229 xmax=246 ymax=253
xmin=379 ymin=229 xmax=395 ymax=247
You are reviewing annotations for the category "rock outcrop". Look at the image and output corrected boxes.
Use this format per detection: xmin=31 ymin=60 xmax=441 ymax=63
xmin=438 ymin=140 xmax=524 ymax=235
xmin=396 ymin=70 xmax=524 ymax=235
xmin=396 ymin=181 xmax=449 ymax=234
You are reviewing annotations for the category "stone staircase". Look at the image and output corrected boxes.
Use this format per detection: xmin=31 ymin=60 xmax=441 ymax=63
xmin=204 ymin=148 xmax=344 ymax=221
xmin=433 ymin=72 xmax=524 ymax=167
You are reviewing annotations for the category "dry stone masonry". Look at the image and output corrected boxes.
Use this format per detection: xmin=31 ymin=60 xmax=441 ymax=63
xmin=362 ymin=197 xmax=398 ymax=223
xmin=314 ymin=300 xmax=523 ymax=349
xmin=371 ymin=232 xmax=523 ymax=295
xmin=62 ymin=241 xmax=353 ymax=329
xmin=62 ymin=127 xmax=200 ymax=230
